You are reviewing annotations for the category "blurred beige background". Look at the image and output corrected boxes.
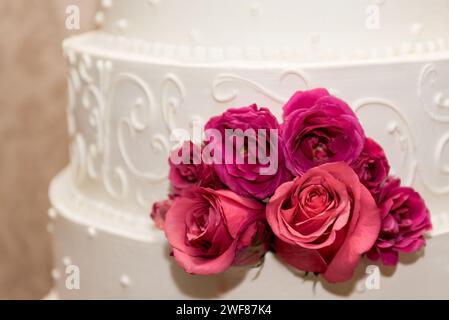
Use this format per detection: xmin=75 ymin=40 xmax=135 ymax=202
xmin=0 ymin=0 xmax=97 ymax=299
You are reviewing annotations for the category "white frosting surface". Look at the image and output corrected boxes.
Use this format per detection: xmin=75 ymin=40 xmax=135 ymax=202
xmin=99 ymin=0 xmax=449 ymax=58
xmin=49 ymin=173 xmax=449 ymax=299
xmin=62 ymin=33 xmax=449 ymax=236
xmin=49 ymin=1 xmax=449 ymax=298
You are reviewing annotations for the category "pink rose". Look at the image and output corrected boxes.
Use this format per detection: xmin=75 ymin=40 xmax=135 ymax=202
xmin=352 ymin=138 xmax=390 ymax=195
xmin=283 ymin=88 xmax=331 ymax=119
xmin=281 ymin=89 xmax=366 ymax=176
xmin=150 ymin=198 xmax=173 ymax=230
xmin=164 ymin=187 xmax=269 ymax=274
xmin=266 ymin=162 xmax=381 ymax=283
xmin=367 ymin=179 xmax=432 ymax=266
xmin=169 ymin=141 xmax=222 ymax=195
xmin=205 ymin=104 xmax=291 ymax=200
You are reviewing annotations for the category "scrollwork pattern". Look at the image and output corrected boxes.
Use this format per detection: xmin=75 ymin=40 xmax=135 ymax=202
xmin=353 ymin=98 xmax=417 ymax=186
xmin=162 ymin=73 xmax=186 ymax=132
xmin=69 ymin=133 xmax=87 ymax=184
xmin=436 ymin=133 xmax=449 ymax=175
xmin=212 ymin=69 xmax=310 ymax=104
xmin=420 ymin=132 xmax=449 ymax=195
xmin=417 ymin=63 xmax=449 ymax=195
xmin=68 ymin=53 xmax=176 ymax=206
xmin=418 ymin=63 xmax=449 ymax=122
xmin=66 ymin=50 xmax=449 ymax=220
xmin=111 ymin=72 xmax=169 ymax=184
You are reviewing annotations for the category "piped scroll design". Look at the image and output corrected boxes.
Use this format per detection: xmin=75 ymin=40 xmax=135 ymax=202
xmin=212 ymin=69 xmax=310 ymax=104
xmin=67 ymin=53 xmax=184 ymax=207
xmin=162 ymin=73 xmax=186 ymax=132
xmin=353 ymin=98 xmax=417 ymax=186
xmin=417 ymin=63 xmax=449 ymax=195
xmin=418 ymin=63 xmax=449 ymax=123
xmin=415 ymin=132 xmax=449 ymax=196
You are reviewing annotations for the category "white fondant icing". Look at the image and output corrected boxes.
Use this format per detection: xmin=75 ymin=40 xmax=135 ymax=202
xmin=100 ymin=0 xmax=449 ymax=60
xmin=49 ymin=2 xmax=449 ymax=299
xmin=60 ymin=33 xmax=449 ymax=231
xmin=50 ymin=200 xmax=449 ymax=299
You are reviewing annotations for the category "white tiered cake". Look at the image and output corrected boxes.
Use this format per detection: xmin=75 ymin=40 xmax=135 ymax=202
xmin=49 ymin=0 xmax=449 ymax=299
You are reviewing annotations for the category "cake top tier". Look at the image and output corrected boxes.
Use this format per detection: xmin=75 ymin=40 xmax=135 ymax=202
xmin=98 ymin=0 xmax=449 ymax=60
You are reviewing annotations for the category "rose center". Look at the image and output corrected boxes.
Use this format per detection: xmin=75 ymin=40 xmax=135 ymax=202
xmin=298 ymin=185 xmax=331 ymax=219
xmin=187 ymin=209 xmax=209 ymax=239
xmin=301 ymin=134 xmax=335 ymax=162
xmin=179 ymin=165 xmax=199 ymax=182
xmin=362 ymin=161 xmax=377 ymax=181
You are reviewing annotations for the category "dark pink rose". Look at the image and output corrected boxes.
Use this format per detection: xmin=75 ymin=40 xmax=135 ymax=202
xmin=169 ymin=141 xmax=222 ymax=195
xmin=352 ymin=138 xmax=390 ymax=195
xmin=164 ymin=187 xmax=269 ymax=274
xmin=367 ymin=179 xmax=432 ymax=266
xmin=150 ymin=198 xmax=173 ymax=230
xmin=283 ymin=88 xmax=331 ymax=119
xmin=205 ymin=104 xmax=291 ymax=200
xmin=266 ymin=162 xmax=381 ymax=283
xmin=281 ymin=89 xmax=366 ymax=176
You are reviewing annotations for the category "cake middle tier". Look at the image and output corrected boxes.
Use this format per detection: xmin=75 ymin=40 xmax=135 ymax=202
xmin=64 ymin=32 xmax=449 ymax=237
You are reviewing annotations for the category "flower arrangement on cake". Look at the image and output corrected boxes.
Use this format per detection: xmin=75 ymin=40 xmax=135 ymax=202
xmin=150 ymin=88 xmax=432 ymax=283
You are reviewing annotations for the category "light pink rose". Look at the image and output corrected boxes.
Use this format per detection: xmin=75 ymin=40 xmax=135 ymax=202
xmin=164 ymin=187 xmax=270 ymax=275
xmin=266 ymin=162 xmax=381 ymax=283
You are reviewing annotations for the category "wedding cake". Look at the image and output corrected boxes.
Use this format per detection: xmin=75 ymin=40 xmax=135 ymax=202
xmin=49 ymin=0 xmax=449 ymax=299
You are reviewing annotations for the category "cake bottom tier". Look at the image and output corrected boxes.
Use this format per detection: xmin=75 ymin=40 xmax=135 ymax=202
xmin=49 ymin=172 xmax=449 ymax=299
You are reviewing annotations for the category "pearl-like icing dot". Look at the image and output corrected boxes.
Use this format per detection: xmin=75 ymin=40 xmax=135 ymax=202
xmin=116 ymin=19 xmax=129 ymax=31
xmin=48 ymin=208 xmax=58 ymax=220
xmin=101 ymin=0 xmax=113 ymax=9
xmin=63 ymin=256 xmax=72 ymax=267
xmin=387 ymin=121 xmax=397 ymax=133
xmin=250 ymin=2 xmax=262 ymax=17
xmin=88 ymin=227 xmax=97 ymax=238
xmin=146 ymin=0 xmax=160 ymax=6
xmin=410 ymin=23 xmax=423 ymax=38
xmin=51 ymin=269 xmax=61 ymax=280
xmin=95 ymin=11 xmax=105 ymax=27
xmin=120 ymin=275 xmax=131 ymax=288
